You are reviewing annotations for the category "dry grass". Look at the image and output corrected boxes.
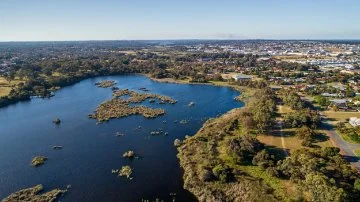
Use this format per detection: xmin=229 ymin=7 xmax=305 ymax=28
xmin=0 ymin=76 xmax=25 ymax=97
xmin=0 ymin=87 xmax=12 ymax=97
xmin=277 ymin=105 xmax=293 ymax=114
xmin=354 ymin=149 xmax=360 ymax=157
xmin=323 ymin=111 xmax=360 ymax=122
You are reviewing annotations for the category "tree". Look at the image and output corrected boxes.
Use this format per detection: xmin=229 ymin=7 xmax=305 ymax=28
xmin=302 ymin=173 xmax=346 ymax=202
xmin=227 ymin=135 xmax=264 ymax=164
xmin=296 ymin=126 xmax=317 ymax=147
xmin=212 ymin=164 xmax=233 ymax=183
xmin=314 ymin=95 xmax=329 ymax=107
xmin=252 ymin=150 xmax=276 ymax=169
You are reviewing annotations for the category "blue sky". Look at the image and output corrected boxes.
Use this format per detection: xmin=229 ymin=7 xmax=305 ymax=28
xmin=0 ymin=0 xmax=359 ymax=41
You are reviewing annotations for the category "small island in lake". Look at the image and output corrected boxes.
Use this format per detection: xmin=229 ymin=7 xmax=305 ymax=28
xmin=95 ymin=80 xmax=117 ymax=88
xmin=89 ymin=89 xmax=176 ymax=122
xmin=31 ymin=156 xmax=48 ymax=167
xmin=2 ymin=184 xmax=66 ymax=202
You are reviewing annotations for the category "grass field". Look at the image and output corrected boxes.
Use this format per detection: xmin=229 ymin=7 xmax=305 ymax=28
xmin=0 ymin=76 xmax=26 ymax=97
xmin=324 ymin=111 xmax=359 ymax=122
xmin=258 ymin=104 xmax=334 ymax=152
xmin=354 ymin=149 xmax=360 ymax=156
xmin=336 ymin=128 xmax=360 ymax=144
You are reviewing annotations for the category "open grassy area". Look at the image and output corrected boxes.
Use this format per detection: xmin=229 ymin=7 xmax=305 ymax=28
xmin=354 ymin=149 xmax=360 ymax=157
xmin=354 ymin=148 xmax=360 ymax=156
xmin=336 ymin=129 xmax=360 ymax=144
xmin=0 ymin=87 xmax=11 ymax=97
xmin=258 ymin=104 xmax=333 ymax=152
xmin=323 ymin=111 xmax=360 ymax=122
xmin=277 ymin=105 xmax=293 ymax=114
xmin=0 ymin=76 xmax=25 ymax=97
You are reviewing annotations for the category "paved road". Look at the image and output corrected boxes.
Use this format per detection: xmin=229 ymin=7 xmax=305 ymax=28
xmin=322 ymin=122 xmax=360 ymax=170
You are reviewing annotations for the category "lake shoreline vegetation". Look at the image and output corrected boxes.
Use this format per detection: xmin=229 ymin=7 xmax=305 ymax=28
xmin=177 ymin=87 xmax=360 ymax=202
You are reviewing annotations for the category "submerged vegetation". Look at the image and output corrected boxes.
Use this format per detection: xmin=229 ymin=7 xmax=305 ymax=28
xmin=89 ymin=89 xmax=175 ymax=122
xmin=31 ymin=156 xmax=48 ymax=167
xmin=2 ymin=184 xmax=67 ymax=202
xmin=52 ymin=118 xmax=61 ymax=125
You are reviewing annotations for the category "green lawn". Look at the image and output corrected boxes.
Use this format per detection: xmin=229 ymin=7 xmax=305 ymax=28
xmin=354 ymin=149 xmax=360 ymax=157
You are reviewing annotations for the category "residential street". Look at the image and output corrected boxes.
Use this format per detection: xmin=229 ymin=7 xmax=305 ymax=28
xmin=323 ymin=122 xmax=360 ymax=170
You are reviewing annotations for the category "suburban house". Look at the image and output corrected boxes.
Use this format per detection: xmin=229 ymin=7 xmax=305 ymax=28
xmin=349 ymin=117 xmax=360 ymax=127
xmin=232 ymin=74 xmax=252 ymax=81
xmin=329 ymin=99 xmax=348 ymax=109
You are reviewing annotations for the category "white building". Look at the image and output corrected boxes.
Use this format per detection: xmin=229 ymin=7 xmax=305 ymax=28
xmin=349 ymin=117 xmax=360 ymax=127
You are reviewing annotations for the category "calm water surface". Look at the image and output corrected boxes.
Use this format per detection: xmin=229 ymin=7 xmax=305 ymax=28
xmin=0 ymin=75 xmax=242 ymax=201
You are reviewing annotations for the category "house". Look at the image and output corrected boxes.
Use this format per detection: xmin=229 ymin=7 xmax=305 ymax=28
xmin=322 ymin=93 xmax=339 ymax=97
xmin=349 ymin=117 xmax=360 ymax=127
xmin=330 ymin=99 xmax=348 ymax=109
xmin=232 ymin=74 xmax=252 ymax=81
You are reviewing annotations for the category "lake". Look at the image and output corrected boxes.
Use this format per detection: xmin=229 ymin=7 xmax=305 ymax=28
xmin=0 ymin=75 xmax=243 ymax=202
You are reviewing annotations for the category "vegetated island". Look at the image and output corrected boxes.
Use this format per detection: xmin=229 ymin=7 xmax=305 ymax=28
xmin=95 ymin=80 xmax=116 ymax=88
xmin=177 ymin=88 xmax=360 ymax=202
xmin=89 ymin=89 xmax=176 ymax=122
xmin=31 ymin=156 xmax=48 ymax=167
xmin=112 ymin=165 xmax=133 ymax=179
xmin=2 ymin=184 xmax=66 ymax=202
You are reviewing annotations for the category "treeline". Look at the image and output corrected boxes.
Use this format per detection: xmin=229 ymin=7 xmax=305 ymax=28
xmin=239 ymin=88 xmax=277 ymax=132
xmin=178 ymin=89 xmax=360 ymax=201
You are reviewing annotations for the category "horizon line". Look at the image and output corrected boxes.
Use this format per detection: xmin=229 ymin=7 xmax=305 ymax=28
xmin=1 ymin=38 xmax=360 ymax=43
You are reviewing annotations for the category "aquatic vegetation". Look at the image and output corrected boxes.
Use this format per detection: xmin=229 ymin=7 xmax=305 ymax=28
xmin=111 ymin=86 xmax=119 ymax=91
xmin=52 ymin=146 xmax=63 ymax=150
xmin=119 ymin=165 xmax=133 ymax=178
xmin=174 ymin=139 xmax=182 ymax=147
xmin=53 ymin=118 xmax=61 ymax=125
xmin=95 ymin=80 xmax=116 ymax=88
xmin=89 ymin=89 xmax=176 ymax=122
xmin=31 ymin=156 xmax=48 ymax=167
xmin=89 ymin=98 xmax=166 ymax=122
xmin=179 ymin=119 xmax=188 ymax=124
xmin=2 ymin=184 xmax=66 ymax=202
xmin=188 ymin=101 xmax=195 ymax=107
xmin=123 ymin=150 xmax=135 ymax=159
xmin=139 ymin=87 xmax=150 ymax=92
xmin=115 ymin=132 xmax=125 ymax=137
xmin=150 ymin=129 xmax=168 ymax=136
xmin=112 ymin=89 xmax=176 ymax=104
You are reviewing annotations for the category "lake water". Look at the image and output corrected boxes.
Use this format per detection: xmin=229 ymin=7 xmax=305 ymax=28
xmin=0 ymin=75 xmax=242 ymax=202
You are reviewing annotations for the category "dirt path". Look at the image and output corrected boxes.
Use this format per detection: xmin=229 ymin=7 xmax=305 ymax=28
xmin=277 ymin=105 xmax=288 ymax=156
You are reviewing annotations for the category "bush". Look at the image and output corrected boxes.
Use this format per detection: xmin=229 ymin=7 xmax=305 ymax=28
xmin=323 ymin=147 xmax=340 ymax=157
xmin=199 ymin=169 xmax=215 ymax=182
xmin=252 ymin=150 xmax=275 ymax=169
xmin=212 ymin=164 xmax=233 ymax=183
xmin=266 ymin=167 xmax=280 ymax=177
xmin=354 ymin=179 xmax=360 ymax=191
xmin=227 ymin=135 xmax=264 ymax=164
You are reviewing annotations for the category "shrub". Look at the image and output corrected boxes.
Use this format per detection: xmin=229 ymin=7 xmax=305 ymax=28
xmin=252 ymin=150 xmax=276 ymax=169
xmin=227 ymin=135 xmax=264 ymax=164
xmin=212 ymin=164 xmax=233 ymax=183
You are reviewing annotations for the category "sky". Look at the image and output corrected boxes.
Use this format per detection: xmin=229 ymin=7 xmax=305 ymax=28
xmin=0 ymin=0 xmax=360 ymax=41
